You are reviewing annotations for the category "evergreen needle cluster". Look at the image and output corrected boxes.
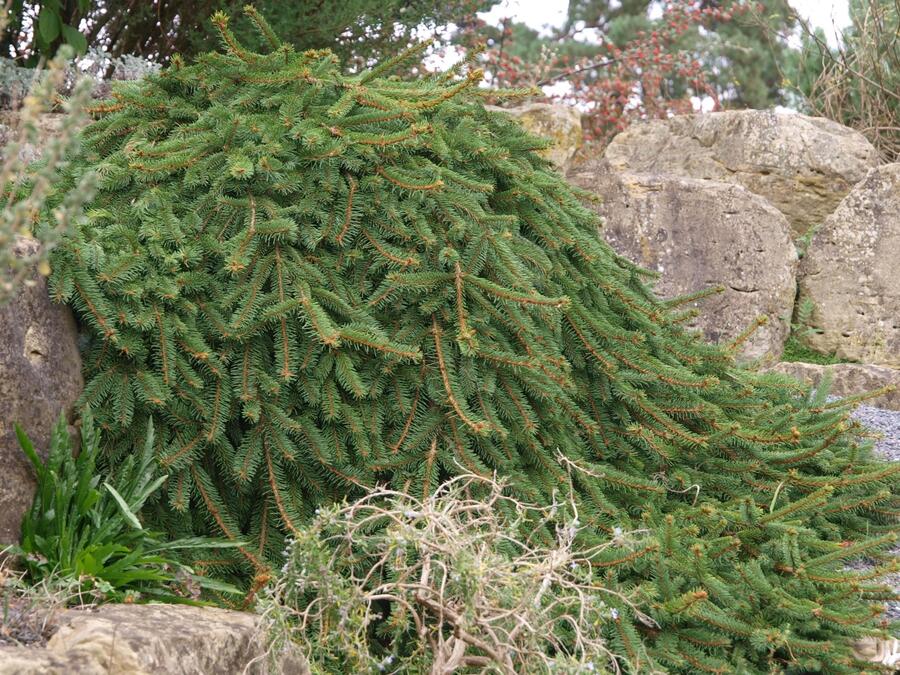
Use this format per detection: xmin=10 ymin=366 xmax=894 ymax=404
xmin=43 ymin=8 xmax=898 ymax=672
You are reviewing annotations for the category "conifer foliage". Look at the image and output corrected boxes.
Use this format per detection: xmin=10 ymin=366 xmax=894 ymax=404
xmin=46 ymin=8 xmax=898 ymax=672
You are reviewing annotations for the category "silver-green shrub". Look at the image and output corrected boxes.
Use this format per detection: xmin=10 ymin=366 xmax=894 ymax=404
xmin=0 ymin=43 xmax=95 ymax=305
xmin=257 ymin=474 xmax=645 ymax=674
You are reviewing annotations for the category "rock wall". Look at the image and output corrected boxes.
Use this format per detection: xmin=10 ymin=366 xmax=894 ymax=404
xmin=0 ymin=113 xmax=64 ymax=164
xmin=0 ymin=236 xmax=83 ymax=546
xmin=1 ymin=113 xmax=87 ymax=546
xmin=535 ymin=106 xmax=897 ymax=384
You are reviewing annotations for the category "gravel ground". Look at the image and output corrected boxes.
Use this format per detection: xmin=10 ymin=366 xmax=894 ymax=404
xmin=854 ymin=404 xmax=900 ymax=461
xmin=848 ymin=404 xmax=900 ymax=623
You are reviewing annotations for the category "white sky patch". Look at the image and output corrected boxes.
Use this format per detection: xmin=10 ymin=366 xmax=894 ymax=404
xmin=691 ymin=95 xmax=718 ymax=113
xmin=475 ymin=0 xmax=851 ymax=43
xmin=791 ymin=0 xmax=850 ymax=44
xmin=479 ymin=0 xmax=569 ymax=37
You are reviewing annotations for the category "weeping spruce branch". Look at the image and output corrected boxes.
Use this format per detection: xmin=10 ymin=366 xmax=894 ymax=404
xmin=44 ymin=8 xmax=899 ymax=673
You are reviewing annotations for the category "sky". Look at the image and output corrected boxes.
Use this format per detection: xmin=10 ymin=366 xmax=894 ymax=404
xmin=479 ymin=0 xmax=852 ymax=43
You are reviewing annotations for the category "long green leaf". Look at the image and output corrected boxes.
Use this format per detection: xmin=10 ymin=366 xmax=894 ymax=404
xmin=151 ymin=536 xmax=246 ymax=551
xmin=130 ymin=475 xmax=169 ymax=513
xmin=14 ymin=423 xmax=44 ymax=479
xmin=104 ymin=483 xmax=143 ymax=530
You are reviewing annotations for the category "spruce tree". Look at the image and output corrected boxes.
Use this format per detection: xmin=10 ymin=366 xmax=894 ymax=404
xmin=44 ymin=9 xmax=898 ymax=672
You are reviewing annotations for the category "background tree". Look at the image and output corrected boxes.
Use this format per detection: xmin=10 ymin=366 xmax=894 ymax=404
xmin=0 ymin=0 xmax=91 ymax=64
xmin=561 ymin=0 xmax=796 ymax=108
xmin=2 ymin=0 xmax=499 ymax=68
xmin=460 ymin=0 xmax=797 ymax=145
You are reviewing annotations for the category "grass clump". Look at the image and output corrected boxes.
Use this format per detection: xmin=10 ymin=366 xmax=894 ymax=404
xmin=794 ymin=0 xmax=900 ymax=163
xmin=0 ymin=564 xmax=88 ymax=647
xmin=782 ymin=297 xmax=847 ymax=366
xmin=9 ymin=409 xmax=239 ymax=604
xmin=781 ymin=335 xmax=845 ymax=366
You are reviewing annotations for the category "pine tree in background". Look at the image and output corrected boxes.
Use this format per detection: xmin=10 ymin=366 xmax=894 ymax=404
xmin=44 ymin=8 xmax=899 ymax=672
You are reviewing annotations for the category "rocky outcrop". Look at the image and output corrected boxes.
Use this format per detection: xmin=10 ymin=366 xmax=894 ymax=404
xmin=0 ymin=236 xmax=83 ymax=545
xmin=603 ymin=110 xmax=879 ymax=237
xmin=0 ymin=604 xmax=308 ymax=674
xmin=492 ymin=103 xmax=583 ymax=171
xmin=570 ymin=162 xmax=797 ymax=362
xmin=770 ymin=362 xmax=900 ymax=411
xmin=798 ymin=164 xmax=900 ymax=367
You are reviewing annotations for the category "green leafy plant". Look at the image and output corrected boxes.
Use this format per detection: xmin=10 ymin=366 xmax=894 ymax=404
xmin=35 ymin=0 xmax=90 ymax=56
xmin=44 ymin=9 xmax=899 ymax=672
xmin=12 ymin=409 xmax=239 ymax=603
xmin=781 ymin=335 xmax=844 ymax=366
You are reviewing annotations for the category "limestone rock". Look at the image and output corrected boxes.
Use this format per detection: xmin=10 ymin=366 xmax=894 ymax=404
xmin=0 ymin=113 xmax=64 ymax=165
xmin=491 ymin=103 xmax=582 ymax=171
xmin=0 ymin=236 xmax=83 ymax=545
xmin=853 ymin=637 xmax=900 ymax=668
xmin=0 ymin=650 xmax=102 ymax=675
xmin=798 ymin=164 xmax=900 ymax=367
xmin=769 ymin=361 xmax=900 ymax=411
xmin=603 ymin=110 xmax=878 ymax=237
xmin=0 ymin=604 xmax=309 ymax=674
xmin=569 ymin=161 xmax=797 ymax=362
